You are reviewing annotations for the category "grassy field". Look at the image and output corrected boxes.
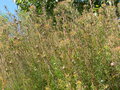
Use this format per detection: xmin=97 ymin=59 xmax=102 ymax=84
xmin=0 ymin=3 xmax=120 ymax=90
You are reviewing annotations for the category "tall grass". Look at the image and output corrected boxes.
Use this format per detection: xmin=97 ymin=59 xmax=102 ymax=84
xmin=0 ymin=3 xmax=120 ymax=90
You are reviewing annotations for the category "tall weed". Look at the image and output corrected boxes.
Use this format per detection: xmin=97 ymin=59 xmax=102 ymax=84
xmin=0 ymin=3 xmax=120 ymax=90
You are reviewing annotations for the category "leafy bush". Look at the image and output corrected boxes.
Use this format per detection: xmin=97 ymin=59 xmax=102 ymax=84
xmin=0 ymin=3 xmax=120 ymax=90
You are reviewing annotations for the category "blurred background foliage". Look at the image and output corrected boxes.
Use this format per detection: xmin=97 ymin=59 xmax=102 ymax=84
xmin=15 ymin=0 xmax=120 ymax=15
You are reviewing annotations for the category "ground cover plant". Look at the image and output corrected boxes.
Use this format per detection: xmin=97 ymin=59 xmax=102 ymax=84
xmin=0 ymin=2 xmax=120 ymax=90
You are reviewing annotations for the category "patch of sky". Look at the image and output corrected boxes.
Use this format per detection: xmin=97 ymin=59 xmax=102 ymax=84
xmin=0 ymin=0 xmax=17 ymax=15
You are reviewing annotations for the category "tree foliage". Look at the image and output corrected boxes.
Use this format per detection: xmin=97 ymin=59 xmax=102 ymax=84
xmin=15 ymin=0 xmax=120 ymax=17
xmin=16 ymin=0 xmax=58 ymax=14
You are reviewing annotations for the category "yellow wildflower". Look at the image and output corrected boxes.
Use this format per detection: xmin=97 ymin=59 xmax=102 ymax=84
xmin=13 ymin=40 xmax=21 ymax=46
xmin=0 ymin=29 xmax=3 ymax=37
xmin=35 ymin=23 xmax=40 ymax=28
xmin=0 ymin=42 xmax=3 ymax=49
xmin=101 ymin=4 xmax=106 ymax=7
xmin=0 ymin=76 xmax=6 ymax=90
xmin=76 ymin=80 xmax=82 ymax=85
xmin=76 ymin=80 xmax=82 ymax=89
xmin=98 ymin=14 xmax=104 ymax=20
xmin=29 ymin=5 xmax=36 ymax=10
xmin=59 ymin=39 xmax=70 ymax=47
xmin=98 ymin=8 xmax=104 ymax=13
xmin=45 ymin=87 xmax=51 ymax=90
xmin=70 ymin=30 xmax=77 ymax=36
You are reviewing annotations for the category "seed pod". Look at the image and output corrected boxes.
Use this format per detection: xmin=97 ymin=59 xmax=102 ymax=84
xmin=5 ymin=68 xmax=8 ymax=72
xmin=37 ymin=53 xmax=40 ymax=57
xmin=110 ymin=62 xmax=116 ymax=66
xmin=35 ymin=45 xmax=39 ymax=48
xmin=9 ymin=61 xmax=12 ymax=64
xmin=14 ymin=36 xmax=17 ymax=40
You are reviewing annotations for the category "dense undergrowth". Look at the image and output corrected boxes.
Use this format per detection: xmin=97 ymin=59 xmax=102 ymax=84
xmin=0 ymin=2 xmax=120 ymax=90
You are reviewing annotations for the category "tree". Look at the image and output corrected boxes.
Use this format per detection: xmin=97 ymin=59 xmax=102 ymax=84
xmin=15 ymin=0 xmax=120 ymax=17
xmin=15 ymin=0 xmax=58 ymax=14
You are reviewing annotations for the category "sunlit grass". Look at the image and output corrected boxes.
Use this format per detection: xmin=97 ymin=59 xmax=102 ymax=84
xmin=0 ymin=3 xmax=120 ymax=90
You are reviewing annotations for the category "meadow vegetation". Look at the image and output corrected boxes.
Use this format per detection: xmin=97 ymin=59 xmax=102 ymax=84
xmin=0 ymin=2 xmax=120 ymax=90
